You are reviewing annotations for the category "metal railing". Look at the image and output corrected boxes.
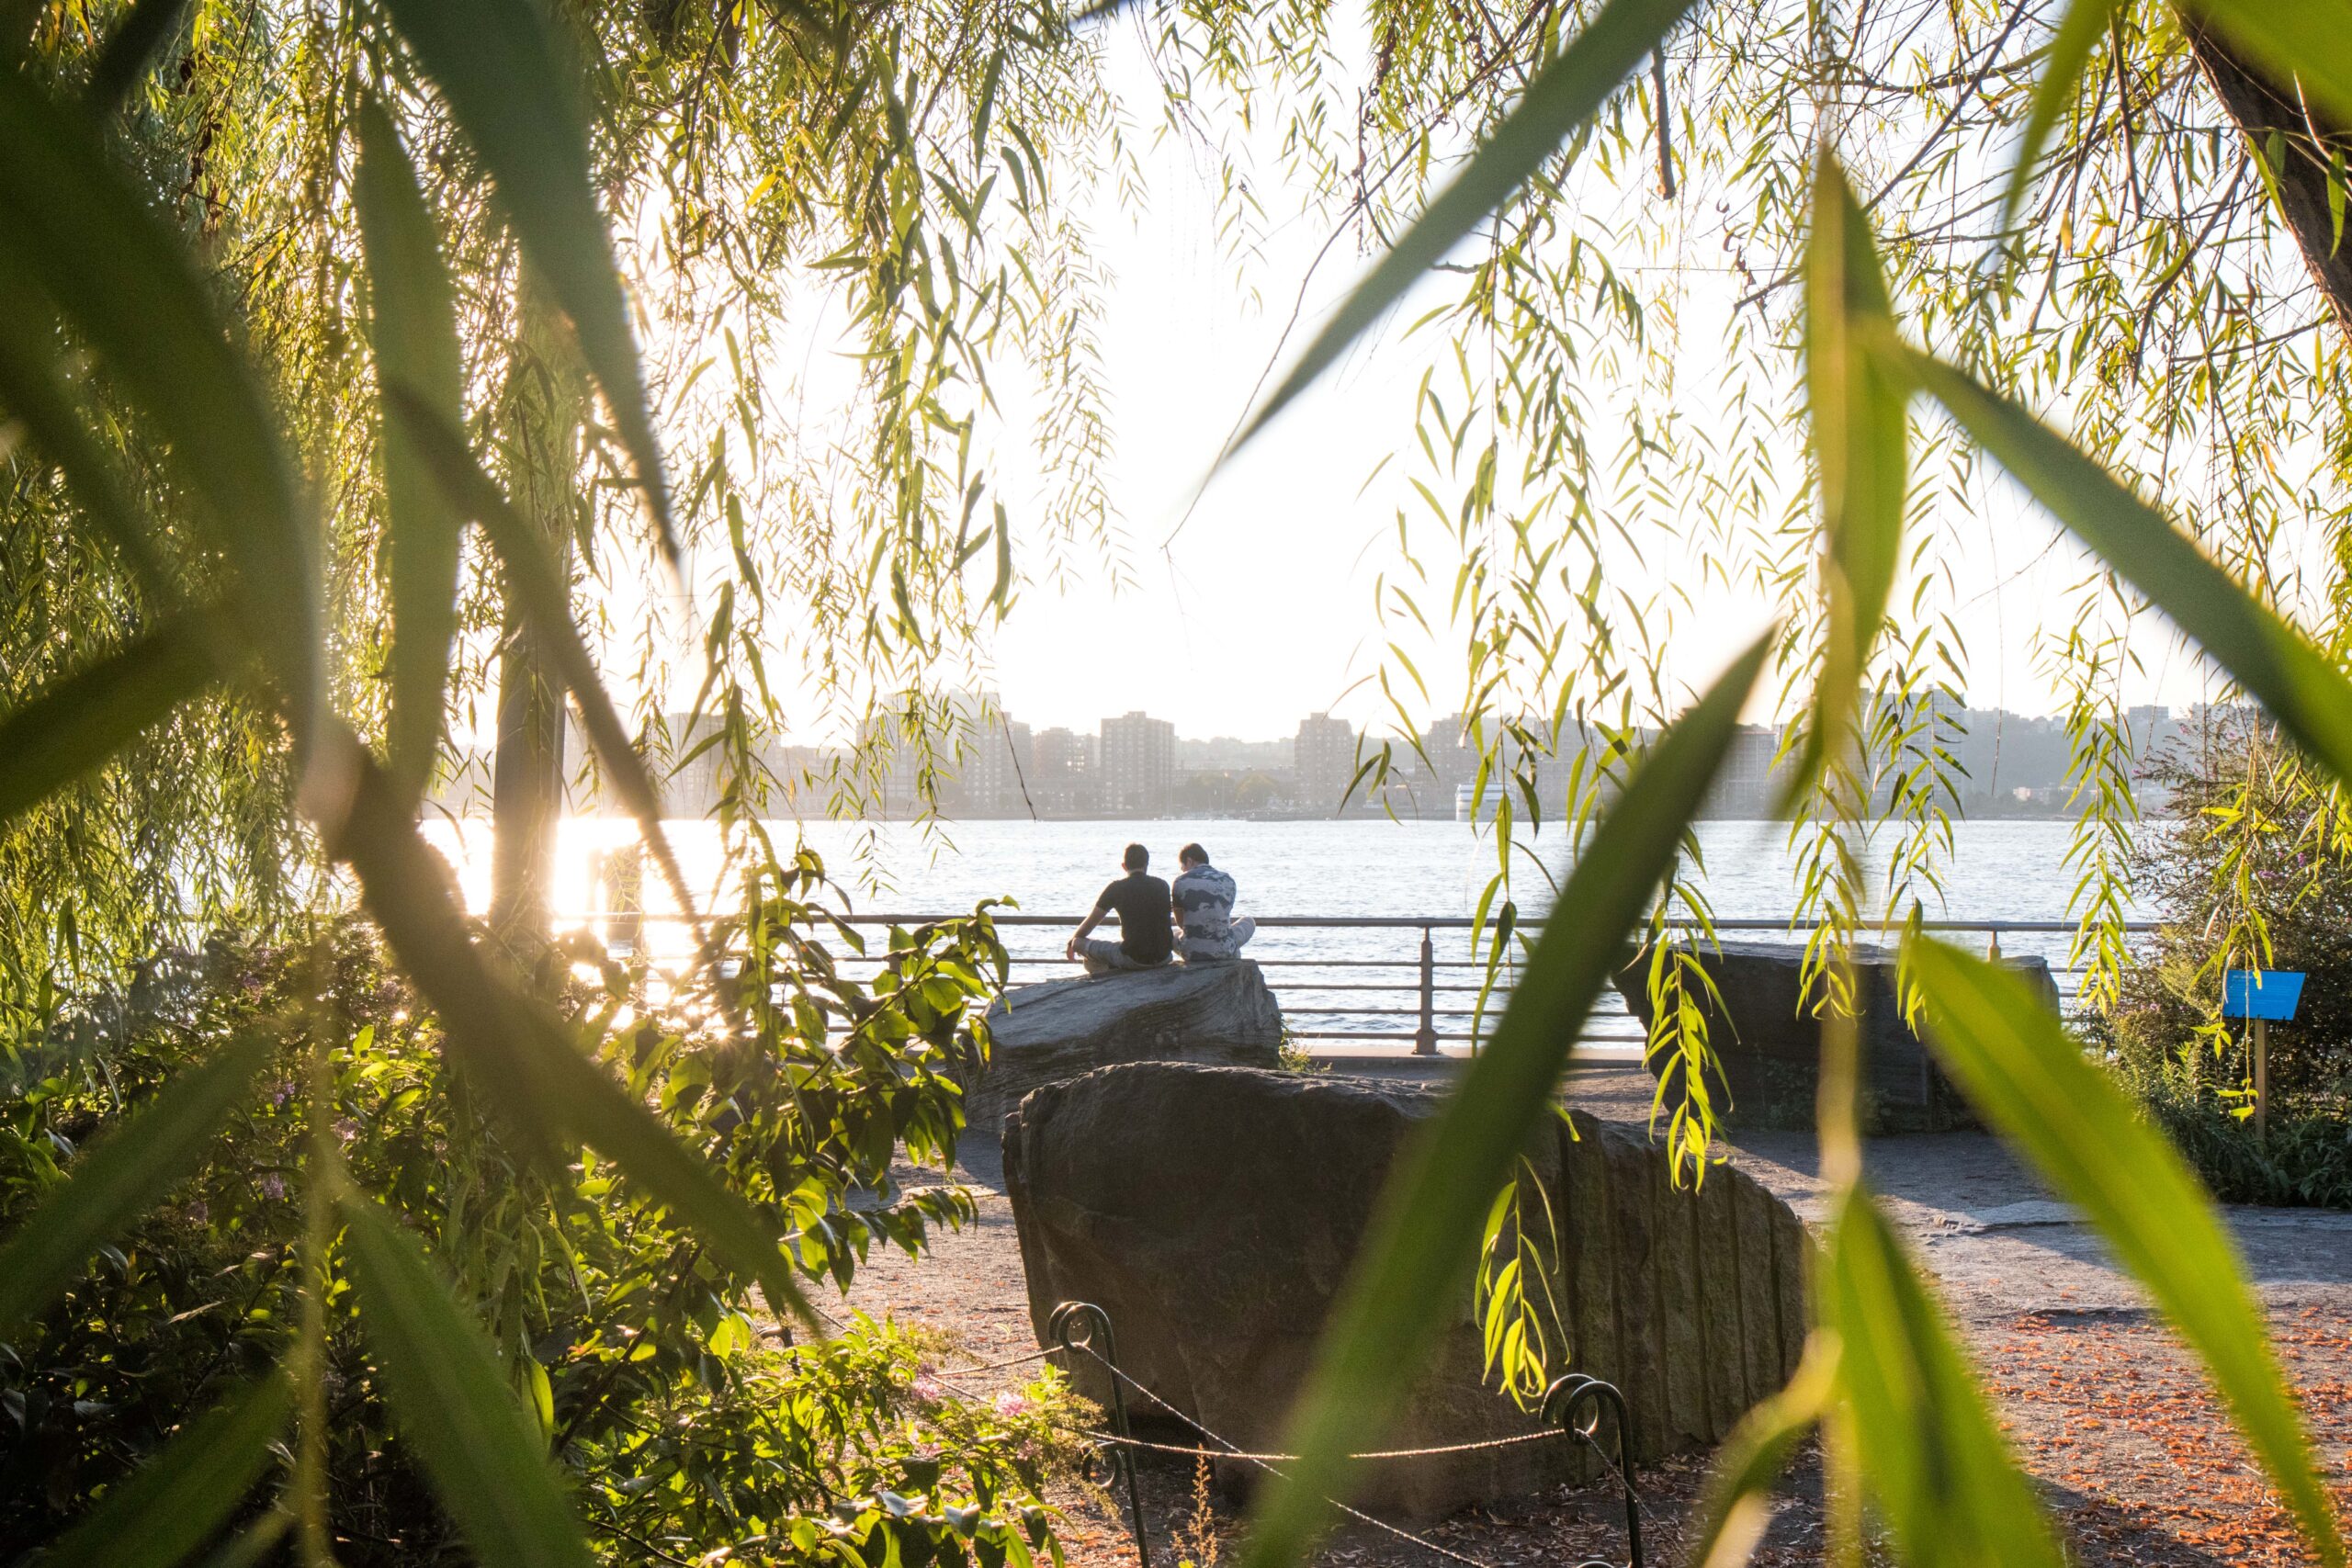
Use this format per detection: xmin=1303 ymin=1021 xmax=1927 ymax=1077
xmin=561 ymin=908 xmax=2157 ymax=1058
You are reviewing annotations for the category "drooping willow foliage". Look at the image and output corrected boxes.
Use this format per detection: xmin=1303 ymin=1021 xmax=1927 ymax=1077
xmin=1097 ymin=0 xmax=2352 ymax=1110
xmin=0 ymin=0 xmax=1130 ymax=1008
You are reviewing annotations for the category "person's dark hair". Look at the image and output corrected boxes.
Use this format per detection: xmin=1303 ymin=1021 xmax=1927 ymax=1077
xmin=1179 ymin=842 xmax=1208 ymax=867
xmin=1123 ymin=842 xmax=1149 ymax=871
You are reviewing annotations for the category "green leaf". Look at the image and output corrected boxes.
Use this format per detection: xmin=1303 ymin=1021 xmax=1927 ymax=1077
xmin=1687 ymin=1334 xmax=1837 ymax=1568
xmin=0 ymin=614 xmax=217 ymax=826
xmin=1224 ymin=0 xmax=1703 ymax=459
xmin=1903 ymin=346 xmax=2352 ymax=791
xmin=377 ymin=0 xmax=674 ymax=558
xmin=1824 ymin=1189 xmax=2064 ymax=1568
xmin=1908 ymin=939 xmax=2346 ymax=1564
xmin=380 ymin=389 xmax=697 ymax=922
xmin=340 ymin=1192 xmax=595 ymax=1568
xmin=319 ymin=735 xmax=814 ymax=1330
xmin=355 ymin=94 xmax=469 ymax=812
xmin=1784 ymin=149 xmax=1907 ymax=807
xmin=0 ymin=66 xmax=317 ymax=708
xmin=1993 ymin=0 xmax=2120 ymax=240
xmin=2193 ymin=0 xmax=2352 ymax=130
xmin=85 ymin=0 xmax=195 ymax=115
xmin=1238 ymin=631 xmax=1771 ymax=1568
xmin=0 ymin=1031 xmax=273 ymax=1331
xmin=44 ymin=1371 xmax=291 ymax=1568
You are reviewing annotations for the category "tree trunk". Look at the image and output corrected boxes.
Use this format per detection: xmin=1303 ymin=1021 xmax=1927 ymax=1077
xmin=489 ymin=280 xmax=587 ymax=939
xmin=2182 ymin=14 xmax=2352 ymax=341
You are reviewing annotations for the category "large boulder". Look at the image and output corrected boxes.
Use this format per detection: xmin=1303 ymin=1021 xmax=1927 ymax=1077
xmin=1002 ymin=1064 xmax=1807 ymax=1518
xmin=1611 ymin=941 xmax=2060 ymax=1131
xmin=966 ymin=962 xmax=1282 ymax=1131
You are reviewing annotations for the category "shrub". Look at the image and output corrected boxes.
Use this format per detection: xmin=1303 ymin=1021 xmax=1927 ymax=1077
xmin=0 ymin=863 xmax=1080 ymax=1563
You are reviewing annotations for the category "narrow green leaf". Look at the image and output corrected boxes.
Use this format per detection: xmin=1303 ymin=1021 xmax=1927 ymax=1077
xmin=1909 ymin=939 xmax=2346 ymax=1563
xmin=2194 ymin=0 xmax=2352 ymax=130
xmin=1825 ymin=1190 xmax=2064 ymax=1568
xmin=0 ymin=67 xmax=317 ymax=707
xmin=0 ymin=614 xmax=217 ymax=826
xmin=85 ymin=0 xmax=194 ymax=115
xmin=1687 ymin=1333 xmax=1838 ymax=1568
xmin=45 ymin=1371 xmax=291 ymax=1568
xmin=0 ymin=255 xmax=174 ymax=595
xmin=1904 ymin=345 xmax=2352 ymax=791
xmin=1238 ymin=631 xmax=1771 ymax=1568
xmin=377 ymin=0 xmax=674 ymax=558
xmin=382 ymin=389 xmax=697 ymax=923
xmin=1784 ymin=149 xmax=1907 ymax=807
xmin=319 ymin=733 xmax=814 ymax=1329
xmin=1224 ymin=0 xmax=1702 ymax=459
xmin=1993 ymin=0 xmax=2120 ymax=239
xmin=340 ymin=1193 xmax=594 ymax=1568
xmin=355 ymin=94 xmax=468 ymax=812
xmin=0 ymin=1031 xmax=273 ymax=1330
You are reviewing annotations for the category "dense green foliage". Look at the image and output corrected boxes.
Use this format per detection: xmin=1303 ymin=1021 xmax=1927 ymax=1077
xmin=0 ymin=883 xmax=1077 ymax=1562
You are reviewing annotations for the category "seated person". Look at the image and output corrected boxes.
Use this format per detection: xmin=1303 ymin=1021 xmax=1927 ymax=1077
xmin=1066 ymin=843 xmax=1174 ymax=975
xmin=1171 ymin=842 xmax=1256 ymax=963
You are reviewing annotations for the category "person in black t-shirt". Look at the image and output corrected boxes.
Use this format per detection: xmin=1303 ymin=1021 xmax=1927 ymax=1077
xmin=1065 ymin=842 xmax=1174 ymax=975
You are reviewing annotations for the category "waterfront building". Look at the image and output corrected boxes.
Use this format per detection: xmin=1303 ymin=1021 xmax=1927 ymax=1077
xmin=1295 ymin=712 xmax=1358 ymax=815
xmin=1100 ymin=711 xmax=1174 ymax=815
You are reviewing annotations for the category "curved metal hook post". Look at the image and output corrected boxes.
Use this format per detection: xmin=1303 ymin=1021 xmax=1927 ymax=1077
xmin=1543 ymin=1374 xmax=1642 ymax=1568
xmin=1050 ymin=1302 xmax=1150 ymax=1568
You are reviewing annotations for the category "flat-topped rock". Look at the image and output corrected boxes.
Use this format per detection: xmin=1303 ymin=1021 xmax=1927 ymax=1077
xmin=1003 ymin=1063 xmax=1807 ymax=1517
xmin=1612 ymin=940 xmax=2060 ymax=1130
xmin=965 ymin=962 xmax=1282 ymax=1131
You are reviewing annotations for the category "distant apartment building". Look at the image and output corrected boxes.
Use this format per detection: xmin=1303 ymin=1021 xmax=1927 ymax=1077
xmin=956 ymin=713 xmax=1034 ymax=818
xmin=1294 ymin=712 xmax=1358 ymax=815
xmin=1100 ymin=711 xmax=1175 ymax=815
xmin=1705 ymin=724 xmax=1781 ymax=818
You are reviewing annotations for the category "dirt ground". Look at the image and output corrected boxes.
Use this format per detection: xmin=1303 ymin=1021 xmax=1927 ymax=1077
xmin=836 ymin=1060 xmax=2352 ymax=1567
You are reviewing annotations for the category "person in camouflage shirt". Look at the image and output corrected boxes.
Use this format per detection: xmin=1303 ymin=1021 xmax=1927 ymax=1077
xmin=1170 ymin=843 xmax=1256 ymax=964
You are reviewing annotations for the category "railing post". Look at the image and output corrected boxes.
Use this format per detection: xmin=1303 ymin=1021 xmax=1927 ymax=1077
xmin=1049 ymin=1302 xmax=1150 ymax=1568
xmin=1544 ymin=1374 xmax=1641 ymax=1568
xmin=1414 ymin=925 xmax=1438 ymax=1055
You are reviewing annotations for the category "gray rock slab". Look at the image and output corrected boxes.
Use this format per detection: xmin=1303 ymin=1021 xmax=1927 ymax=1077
xmin=966 ymin=961 xmax=1282 ymax=1131
xmin=1001 ymin=1062 xmax=1807 ymax=1518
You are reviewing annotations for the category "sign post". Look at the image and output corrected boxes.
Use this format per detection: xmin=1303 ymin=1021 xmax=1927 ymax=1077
xmin=2222 ymin=970 xmax=2305 ymax=1145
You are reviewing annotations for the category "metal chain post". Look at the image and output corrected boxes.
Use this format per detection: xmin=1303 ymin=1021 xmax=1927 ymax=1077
xmin=1543 ymin=1375 xmax=1642 ymax=1568
xmin=1050 ymin=1302 xmax=1150 ymax=1568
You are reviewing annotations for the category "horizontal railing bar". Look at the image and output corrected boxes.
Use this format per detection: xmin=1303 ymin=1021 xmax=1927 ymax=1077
xmin=560 ymin=910 xmax=2161 ymax=933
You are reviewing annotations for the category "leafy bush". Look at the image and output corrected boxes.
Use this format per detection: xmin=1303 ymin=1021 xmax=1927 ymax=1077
xmin=0 ymin=863 xmax=1081 ymax=1563
xmin=2135 ymin=1086 xmax=2352 ymax=1210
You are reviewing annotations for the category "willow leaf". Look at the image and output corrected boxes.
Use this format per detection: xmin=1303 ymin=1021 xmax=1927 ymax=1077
xmin=0 ymin=1031 xmax=273 ymax=1331
xmin=0 ymin=615 xmax=216 ymax=826
xmin=356 ymin=95 xmax=467 ymax=813
xmin=1909 ymin=938 xmax=2345 ymax=1563
xmin=0 ymin=66 xmax=316 ymax=706
xmin=45 ymin=1371 xmax=291 ymax=1568
xmin=1786 ymin=150 xmax=1906 ymax=807
xmin=1904 ymin=346 xmax=2352 ymax=790
xmin=2193 ymin=0 xmax=2352 ymax=128
xmin=320 ymin=735 xmax=814 ymax=1330
xmin=1993 ymin=0 xmax=2120 ymax=239
xmin=1225 ymin=0 xmax=1703 ymax=459
xmin=1825 ymin=1190 xmax=2064 ymax=1568
xmin=340 ymin=1194 xmax=594 ymax=1568
xmin=1238 ymin=631 xmax=1771 ymax=1568
xmin=377 ymin=0 xmax=674 ymax=558
xmin=85 ymin=0 xmax=194 ymax=115
xmin=1687 ymin=1333 xmax=1838 ymax=1568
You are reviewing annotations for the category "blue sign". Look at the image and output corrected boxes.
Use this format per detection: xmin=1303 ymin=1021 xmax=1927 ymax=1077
xmin=2223 ymin=969 xmax=2305 ymax=1022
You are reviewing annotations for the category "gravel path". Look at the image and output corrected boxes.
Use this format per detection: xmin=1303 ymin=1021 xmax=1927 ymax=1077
xmin=836 ymin=1061 xmax=2352 ymax=1567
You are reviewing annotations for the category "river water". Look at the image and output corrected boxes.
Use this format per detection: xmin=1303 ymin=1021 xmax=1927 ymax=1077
xmin=422 ymin=816 xmax=2144 ymax=1046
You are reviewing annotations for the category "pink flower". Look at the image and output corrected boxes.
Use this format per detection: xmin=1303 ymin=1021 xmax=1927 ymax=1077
xmin=992 ymin=1392 xmax=1031 ymax=1420
xmin=259 ymin=1173 xmax=287 ymax=1201
xmin=910 ymin=1374 xmax=945 ymax=1404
